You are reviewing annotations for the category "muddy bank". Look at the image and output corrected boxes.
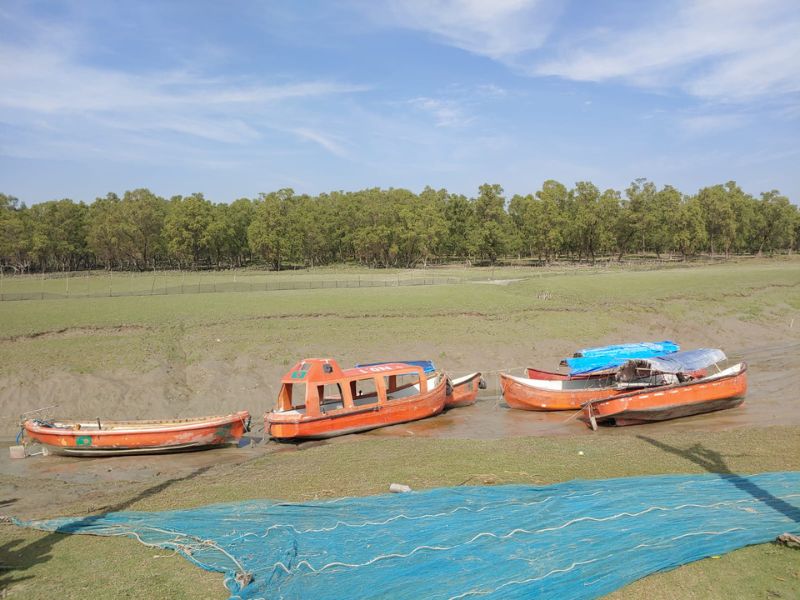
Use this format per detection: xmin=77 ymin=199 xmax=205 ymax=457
xmin=1 ymin=320 xmax=797 ymax=438
xmin=3 ymin=331 xmax=794 ymax=520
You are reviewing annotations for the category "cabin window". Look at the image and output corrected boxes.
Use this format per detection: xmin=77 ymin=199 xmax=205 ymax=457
xmin=384 ymin=372 xmax=421 ymax=400
xmin=350 ymin=378 xmax=379 ymax=406
xmin=277 ymin=383 xmax=307 ymax=413
xmin=317 ymin=383 xmax=345 ymax=413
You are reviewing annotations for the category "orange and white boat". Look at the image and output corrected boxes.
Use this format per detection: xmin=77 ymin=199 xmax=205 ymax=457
xmin=446 ymin=372 xmax=486 ymax=408
xmin=505 ymin=350 xmax=709 ymax=412
xmin=500 ymin=371 xmax=621 ymax=411
xmin=525 ymin=367 xmax=611 ymax=381
xmin=580 ymin=363 xmax=747 ymax=428
xmin=22 ymin=411 xmax=251 ymax=456
xmin=267 ymin=358 xmax=452 ymax=440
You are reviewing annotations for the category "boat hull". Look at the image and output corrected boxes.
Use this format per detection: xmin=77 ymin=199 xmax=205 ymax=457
xmin=23 ymin=411 xmax=250 ymax=456
xmin=500 ymin=372 xmax=620 ymax=411
xmin=446 ymin=373 xmax=484 ymax=408
xmin=268 ymin=378 xmax=448 ymax=440
xmin=580 ymin=364 xmax=747 ymax=428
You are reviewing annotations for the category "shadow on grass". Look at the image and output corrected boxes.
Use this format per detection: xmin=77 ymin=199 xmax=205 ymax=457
xmin=0 ymin=465 xmax=211 ymax=593
xmin=637 ymin=435 xmax=800 ymax=524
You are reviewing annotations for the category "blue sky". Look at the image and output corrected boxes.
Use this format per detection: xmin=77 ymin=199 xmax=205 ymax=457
xmin=1 ymin=0 xmax=798 ymax=204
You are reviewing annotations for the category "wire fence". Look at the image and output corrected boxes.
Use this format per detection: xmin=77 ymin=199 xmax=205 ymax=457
xmin=0 ymin=271 xmax=468 ymax=302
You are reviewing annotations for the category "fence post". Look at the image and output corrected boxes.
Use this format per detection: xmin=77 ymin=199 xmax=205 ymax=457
xmin=40 ymin=270 xmax=44 ymax=300
xmin=109 ymin=270 xmax=113 ymax=297
xmin=66 ymin=270 xmax=70 ymax=298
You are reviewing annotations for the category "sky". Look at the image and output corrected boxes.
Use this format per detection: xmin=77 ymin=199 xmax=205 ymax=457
xmin=1 ymin=0 xmax=799 ymax=205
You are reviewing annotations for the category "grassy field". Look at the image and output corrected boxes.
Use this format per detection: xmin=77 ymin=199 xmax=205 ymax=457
xmin=0 ymin=259 xmax=797 ymax=377
xmin=1 ymin=258 xmax=799 ymax=599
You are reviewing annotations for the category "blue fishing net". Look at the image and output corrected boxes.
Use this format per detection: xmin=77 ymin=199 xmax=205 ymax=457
xmin=19 ymin=472 xmax=800 ymax=599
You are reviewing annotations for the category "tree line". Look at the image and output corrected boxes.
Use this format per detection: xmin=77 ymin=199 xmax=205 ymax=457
xmin=0 ymin=179 xmax=797 ymax=273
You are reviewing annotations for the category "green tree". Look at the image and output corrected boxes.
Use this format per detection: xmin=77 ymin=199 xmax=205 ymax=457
xmin=624 ymin=179 xmax=658 ymax=254
xmin=86 ymin=193 xmax=123 ymax=269
xmin=164 ymin=193 xmax=215 ymax=266
xmin=0 ymin=194 xmax=31 ymax=273
xmin=652 ymin=185 xmax=682 ymax=258
xmin=672 ymin=197 xmax=707 ymax=259
xmin=534 ymin=180 xmax=568 ymax=261
xmin=471 ymin=184 xmax=509 ymax=263
xmin=119 ymin=189 xmax=167 ymax=269
xmin=441 ymin=193 xmax=475 ymax=258
xmin=696 ymin=183 xmax=737 ymax=255
xmin=754 ymin=191 xmax=796 ymax=254
xmin=248 ymin=189 xmax=301 ymax=270
xmin=28 ymin=199 xmax=89 ymax=271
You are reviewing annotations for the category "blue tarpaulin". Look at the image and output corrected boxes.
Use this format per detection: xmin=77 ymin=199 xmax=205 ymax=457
xmin=19 ymin=472 xmax=800 ymax=599
xmin=565 ymin=341 xmax=680 ymax=375
xmin=621 ymin=348 xmax=726 ymax=374
xmin=356 ymin=360 xmax=437 ymax=373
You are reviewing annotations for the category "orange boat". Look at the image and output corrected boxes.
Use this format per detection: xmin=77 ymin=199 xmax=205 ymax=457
xmin=580 ymin=363 xmax=747 ymax=428
xmin=525 ymin=367 xmax=612 ymax=381
xmin=267 ymin=358 xmax=451 ymax=440
xmin=446 ymin=372 xmax=486 ymax=408
xmin=22 ymin=411 xmax=251 ymax=456
xmin=500 ymin=371 xmax=621 ymax=411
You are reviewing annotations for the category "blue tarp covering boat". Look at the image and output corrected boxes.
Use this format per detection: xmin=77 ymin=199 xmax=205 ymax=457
xmin=356 ymin=360 xmax=436 ymax=374
xmin=564 ymin=341 xmax=680 ymax=375
xmin=620 ymin=348 xmax=727 ymax=374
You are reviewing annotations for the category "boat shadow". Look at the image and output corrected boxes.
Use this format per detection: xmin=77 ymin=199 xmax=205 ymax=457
xmin=0 ymin=465 xmax=211 ymax=593
xmin=637 ymin=435 xmax=800 ymax=523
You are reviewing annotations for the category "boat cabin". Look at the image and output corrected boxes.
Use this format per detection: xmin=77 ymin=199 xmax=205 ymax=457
xmin=274 ymin=358 xmax=436 ymax=418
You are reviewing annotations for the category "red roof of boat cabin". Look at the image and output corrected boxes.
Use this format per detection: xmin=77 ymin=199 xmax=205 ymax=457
xmin=281 ymin=358 xmax=423 ymax=384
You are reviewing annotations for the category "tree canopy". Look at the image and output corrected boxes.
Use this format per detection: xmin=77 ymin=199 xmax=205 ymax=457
xmin=0 ymin=180 xmax=797 ymax=273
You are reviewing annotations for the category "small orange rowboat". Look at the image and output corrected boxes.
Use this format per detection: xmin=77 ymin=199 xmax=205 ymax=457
xmin=500 ymin=371 xmax=620 ymax=411
xmin=22 ymin=411 xmax=251 ymax=456
xmin=525 ymin=368 xmax=611 ymax=381
xmin=580 ymin=363 xmax=747 ymax=428
xmin=267 ymin=358 xmax=451 ymax=440
xmin=446 ymin=372 xmax=486 ymax=408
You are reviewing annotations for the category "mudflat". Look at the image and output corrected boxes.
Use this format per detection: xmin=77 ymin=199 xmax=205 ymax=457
xmin=1 ymin=259 xmax=799 ymax=599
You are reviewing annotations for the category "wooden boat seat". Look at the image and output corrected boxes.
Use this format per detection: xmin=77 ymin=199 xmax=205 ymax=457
xmin=352 ymin=394 xmax=379 ymax=407
xmin=701 ymin=363 xmax=742 ymax=381
xmin=321 ymin=400 xmax=346 ymax=411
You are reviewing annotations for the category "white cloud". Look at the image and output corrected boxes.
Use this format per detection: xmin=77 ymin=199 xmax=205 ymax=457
xmin=534 ymin=0 xmax=800 ymax=102
xmin=408 ymin=97 xmax=474 ymax=127
xmin=290 ymin=128 xmax=349 ymax=158
xmin=0 ymin=44 xmax=367 ymax=115
xmin=370 ymin=0 xmax=562 ymax=59
xmin=0 ymin=9 xmax=368 ymax=166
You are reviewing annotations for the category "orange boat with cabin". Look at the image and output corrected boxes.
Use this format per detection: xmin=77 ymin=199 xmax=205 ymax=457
xmin=22 ymin=411 xmax=251 ymax=456
xmin=267 ymin=358 xmax=463 ymax=440
xmin=580 ymin=363 xmax=747 ymax=428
